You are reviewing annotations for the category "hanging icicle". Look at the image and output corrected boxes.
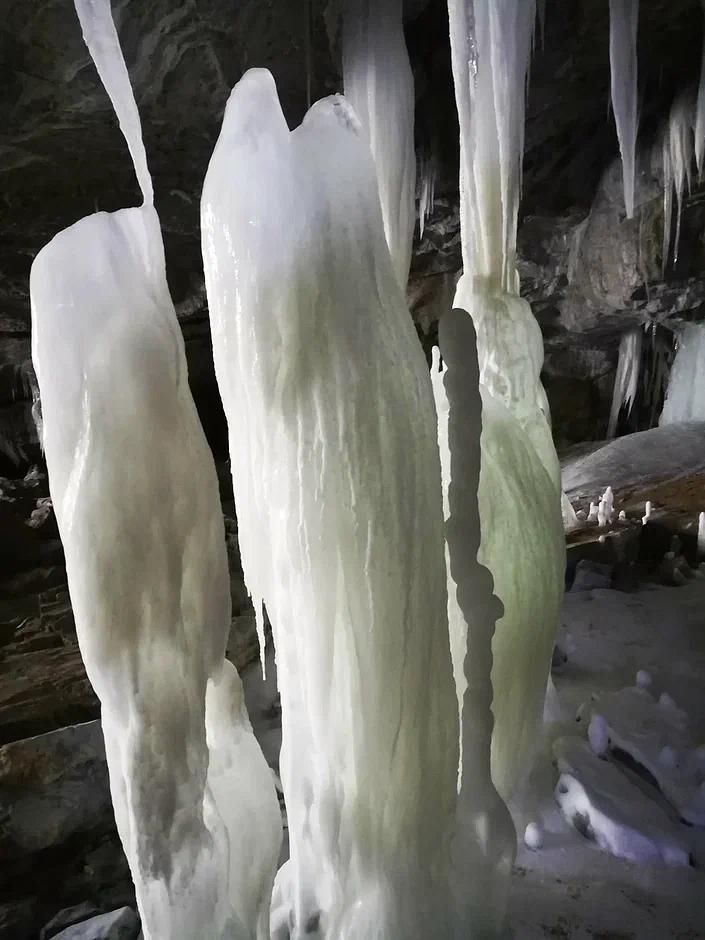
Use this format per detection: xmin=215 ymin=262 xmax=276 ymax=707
xmin=607 ymin=327 xmax=642 ymax=438
xmin=609 ymin=0 xmax=639 ymax=219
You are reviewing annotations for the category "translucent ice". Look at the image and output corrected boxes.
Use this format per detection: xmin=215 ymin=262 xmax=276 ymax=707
xmin=202 ymin=69 xmax=460 ymax=938
xmin=662 ymin=88 xmax=696 ymax=272
xmin=30 ymin=3 xmax=281 ymax=937
xmin=446 ymin=0 xmax=564 ymax=803
xmin=607 ymin=328 xmax=642 ymax=438
xmin=660 ymin=323 xmax=705 ymax=424
xmin=343 ymin=0 xmax=415 ymax=289
xmin=609 ymin=0 xmax=639 ymax=218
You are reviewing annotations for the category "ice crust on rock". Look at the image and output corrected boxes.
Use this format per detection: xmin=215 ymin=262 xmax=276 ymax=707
xmin=553 ymin=736 xmax=690 ymax=867
xmin=585 ymin=686 xmax=705 ymax=826
xmin=343 ymin=0 xmax=415 ymax=289
xmin=446 ymin=0 xmax=564 ymax=804
xmin=202 ymin=69 xmax=462 ymax=938
xmin=660 ymin=324 xmax=705 ymax=425
xmin=608 ymin=0 xmax=639 ymax=219
xmin=30 ymin=3 xmax=281 ymax=938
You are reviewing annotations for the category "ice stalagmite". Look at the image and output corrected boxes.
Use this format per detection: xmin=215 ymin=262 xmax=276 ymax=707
xmin=202 ymin=70 xmax=459 ymax=939
xmin=343 ymin=0 xmax=415 ymax=289
xmin=609 ymin=0 xmax=639 ymax=219
xmin=446 ymin=0 xmax=565 ymax=803
xmin=30 ymin=3 xmax=281 ymax=938
xmin=660 ymin=323 xmax=705 ymax=424
xmin=432 ymin=311 xmax=516 ymax=937
xmin=607 ymin=327 xmax=642 ymax=438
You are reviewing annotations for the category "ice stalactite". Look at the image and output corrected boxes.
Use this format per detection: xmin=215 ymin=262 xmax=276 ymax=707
xmin=418 ymin=152 xmax=437 ymax=239
xmin=343 ymin=0 xmax=415 ymax=289
xmin=696 ymin=1 xmax=705 ymax=176
xmin=433 ymin=310 xmax=517 ymax=936
xmin=662 ymin=88 xmax=696 ymax=274
xmin=30 ymin=3 xmax=281 ymax=938
xmin=609 ymin=0 xmax=639 ymax=219
xmin=660 ymin=323 xmax=705 ymax=424
xmin=607 ymin=327 xmax=642 ymax=438
xmin=446 ymin=0 xmax=565 ymax=804
xmin=202 ymin=70 xmax=460 ymax=939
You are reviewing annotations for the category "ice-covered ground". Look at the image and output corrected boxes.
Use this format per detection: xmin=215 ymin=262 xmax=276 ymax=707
xmin=244 ymin=578 xmax=705 ymax=938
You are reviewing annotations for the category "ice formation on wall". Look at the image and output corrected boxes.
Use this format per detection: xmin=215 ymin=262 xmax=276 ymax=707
xmin=446 ymin=0 xmax=565 ymax=802
xmin=202 ymin=69 xmax=461 ymax=938
xmin=30 ymin=3 xmax=281 ymax=938
xmin=660 ymin=323 xmax=705 ymax=424
xmin=662 ymin=88 xmax=696 ymax=273
xmin=343 ymin=0 xmax=415 ymax=289
xmin=432 ymin=310 xmax=516 ymax=935
xmin=607 ymin=328 xmax=642 ymax=438
xmin=609 ymin=0 xmax=639 ymax=218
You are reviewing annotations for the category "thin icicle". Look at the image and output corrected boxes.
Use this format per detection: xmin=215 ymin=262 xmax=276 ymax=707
xmin=662 ymin=89 xmax=696 ymax=272
xmin=609 ymin=0 xmax=639 ymax=218
xmin=418 ymin=152 xmax=436 ymax=238
xmin=695 ymin=2 xmax=705 ymax=175
xmin=343 ymin=0 xmax=415 ymax=289
xmin=607 ymin=327 xmax=642 ymax=438
xmin=75 ymin=0 xmax=152 ymax=205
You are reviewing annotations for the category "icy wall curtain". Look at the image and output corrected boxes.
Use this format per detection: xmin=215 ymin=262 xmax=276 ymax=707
xmin=30 ymin=2 xmax=281 ymax=938
xmin=660 ymin=323 xmax=705 ymax=424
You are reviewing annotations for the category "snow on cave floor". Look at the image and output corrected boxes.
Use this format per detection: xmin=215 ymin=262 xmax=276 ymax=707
xmin=243 ymin=579 xmax=705 ymax=939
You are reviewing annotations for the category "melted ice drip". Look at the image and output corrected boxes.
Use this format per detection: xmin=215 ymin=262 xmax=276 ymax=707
xmin=660 ymin=323 xmax=705 ymax=424
xmin=202 ymin=70 xmax=460 ymax=939
xmin=609 ymin=0 xmax=639 ymax=219
xmin=30 ymin=4 xmax=282 ymax=937
xmin=343 ymin=0 xmax=415 ymax=289
xmin=74 ymin=0 xmax=152 ymax=205
xmin=445 ymin=0 xmax=564 ymax=804
xmin=607 ymin=327 xmax=642 ymax=438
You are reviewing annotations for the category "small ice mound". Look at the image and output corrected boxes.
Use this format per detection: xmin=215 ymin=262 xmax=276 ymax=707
xmin=588 ymin=501 xmax=599 ymax=523
xmin=618 ymin=509 xmax=627 ymax=522
xmin=588 ymin=713 xmax=609 ymax=756
xmin=523 ymin=821 xmax=544 ymax=850
xmin=576 ymin=509 xmax=587 ymax=521
xmin=642 ymin=500 xmax=653 ymax=525
xmin=584 ymin=686 xmax=705 ymax=826
xmin=636 ymin=669 xmax=653 ymax=689
xmin=553 ymin=736 xmax=690 ymax=867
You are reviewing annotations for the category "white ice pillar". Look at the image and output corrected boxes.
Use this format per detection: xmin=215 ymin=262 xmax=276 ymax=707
xmin=202 ymin=70 xmax=459 ymax=939
xmin=30 ymin=3 xmax=281 ymax=937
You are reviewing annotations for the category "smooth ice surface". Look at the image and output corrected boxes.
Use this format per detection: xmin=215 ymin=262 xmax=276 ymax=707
xmin=607 ymin=327 xmax=641 ymax=438
xmin=608 ymin=0 xmax=639 ymax=219
xmin=31 ymin=3 xmax=281 ymax=937
xmin=584 ymin=685 xmax=705 ymax=826
xmin=433 ymin=311 xmax=516 ymax=936
xmin=553 ymin=737 xmax=690 ymax=867
xmin=343 ymin=0 xmax=415 ymax=289
xmin=446 ymin=0 xmax=564 ymax=803
xmin=202 ymin=69 xmax=462 ymax=938
xmin=660 ymin=323 xmax=705 ymax=424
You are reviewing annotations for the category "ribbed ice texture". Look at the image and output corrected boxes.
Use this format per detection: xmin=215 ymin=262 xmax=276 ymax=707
xmin=607 ymin=327 xmax=642 ymax=438
xmin=202 ymin=69 xmax=461 ymax=939
xmin=418 ymin=153 xmax=436 ymax=239
xmin=343 ymin=0 xmax=415 ymax=289
xmin=609 ymin=0 xmax=639 ymax=219
xmin=446 ymin=0 xmax=565 ymax=803
xmin=660 ymin=324 xmax=705 ymax=424
xmin=30 ymin=3 xmax=281 ymax=937
xmin=432 ymin=311 xmax=516 ymax=937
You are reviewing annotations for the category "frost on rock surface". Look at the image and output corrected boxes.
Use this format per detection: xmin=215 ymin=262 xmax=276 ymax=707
xmin=202 ymin=69 xmax=461 ymax=939
xmin=29 ymin=3 xmax=281 ymax=938
xmin=446 ymin=0 xmax=565 ymax=803
xmin=553 ymin=737 xmax=690 ymax=867
xmin=608 ymin=0 xmax=639 ymax=219
xmin=584 ymin=685 xmax=705 ymax=826
xmin=343 ymin=0 xmax=415 ymax=289
xmin=660 ymin=324 xmax=705 ymax=424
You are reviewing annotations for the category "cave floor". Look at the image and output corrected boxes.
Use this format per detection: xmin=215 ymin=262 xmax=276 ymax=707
xmin=243 ymin=579 xmax=705 ymax=939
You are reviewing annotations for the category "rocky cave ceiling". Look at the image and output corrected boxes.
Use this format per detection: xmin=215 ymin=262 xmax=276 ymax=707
xmin=1 ymin=0 xmax=705 ymax=470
